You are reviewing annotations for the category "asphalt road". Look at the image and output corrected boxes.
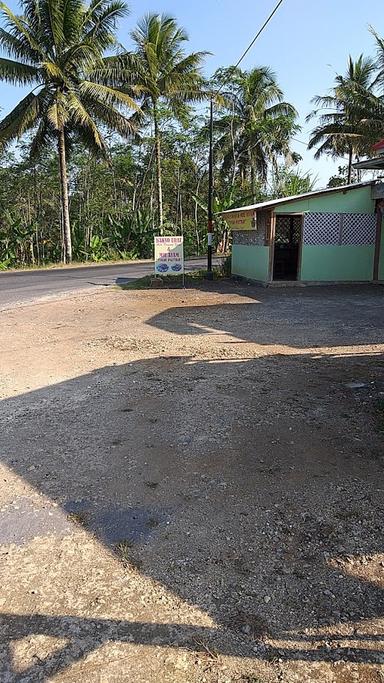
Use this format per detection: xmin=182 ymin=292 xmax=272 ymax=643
xmin=0 ymin=258 xmax=216 ymax=310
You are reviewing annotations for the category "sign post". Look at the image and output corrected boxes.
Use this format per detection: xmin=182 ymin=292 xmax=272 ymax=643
xmin=154 ymin=236 xmax=184 ymax=277
xmin=207 ymin=96 xmax=214 ymax=280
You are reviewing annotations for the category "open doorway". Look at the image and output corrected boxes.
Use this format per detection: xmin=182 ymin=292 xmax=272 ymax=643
xmin=273 ymin=214 xmax=302 ymax=280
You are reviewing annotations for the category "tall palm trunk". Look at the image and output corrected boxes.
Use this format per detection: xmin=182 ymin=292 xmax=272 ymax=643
xmin=250 ymin=164 xmax=256 ymax=203
xmin=58 ymin=126 xmax=72 ymax=263
xmin=152 ymin=100 xmax=163 ymax=232
xmin=347 ymin=145 xmax=353 ymax=184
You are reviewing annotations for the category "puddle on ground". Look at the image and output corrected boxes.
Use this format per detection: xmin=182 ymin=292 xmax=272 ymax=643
xmin=63 ymin=500 xmax=168 ymax=545
xmin=0 ymin=497 xmax=168 ymax=547
xmin=0 ymin=498 xmax=71 ymax=545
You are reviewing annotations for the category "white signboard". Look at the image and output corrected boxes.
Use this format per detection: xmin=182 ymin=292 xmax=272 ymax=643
xmin=154 ymin=236 xmax=184 ymax=275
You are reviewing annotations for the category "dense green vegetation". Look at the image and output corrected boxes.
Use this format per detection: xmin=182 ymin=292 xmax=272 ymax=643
xmin=0 ymin=1 xmax=383 ymax=269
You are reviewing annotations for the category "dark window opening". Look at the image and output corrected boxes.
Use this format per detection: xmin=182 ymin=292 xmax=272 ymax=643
xmin=273 ymin=214 xmax=302 ymax=280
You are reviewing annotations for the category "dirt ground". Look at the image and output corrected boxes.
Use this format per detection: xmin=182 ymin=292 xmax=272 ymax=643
xmin=0 ymin=281 xmax=383 ymax=683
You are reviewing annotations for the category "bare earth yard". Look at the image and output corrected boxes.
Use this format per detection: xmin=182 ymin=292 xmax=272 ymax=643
xmin=0 ymin=281 xmax=383 ymax=682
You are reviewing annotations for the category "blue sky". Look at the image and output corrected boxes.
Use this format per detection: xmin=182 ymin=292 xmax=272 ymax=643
xmin=1 ymin=0 xmax=384 ymax=185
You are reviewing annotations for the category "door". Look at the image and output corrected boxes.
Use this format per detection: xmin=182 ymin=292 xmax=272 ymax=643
xmin=273 ymin=214 xmax=302 ymax=280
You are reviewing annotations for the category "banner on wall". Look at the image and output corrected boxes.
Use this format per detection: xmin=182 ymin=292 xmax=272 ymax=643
xmin=222 ymin=210 xmax=255 ymax=230
xmin=154 ymin=236 xmax=184 ymax=275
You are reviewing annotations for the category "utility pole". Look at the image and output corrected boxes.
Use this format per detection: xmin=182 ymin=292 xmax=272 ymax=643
xmin=207 ymin=96 xmax=214 ymax=279
xmin=205 ymin=0 xmax=285 ymax=278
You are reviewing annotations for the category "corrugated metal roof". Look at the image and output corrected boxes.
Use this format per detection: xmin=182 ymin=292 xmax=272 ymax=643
xmin=219 ymin=180 xmax=375 ymax=215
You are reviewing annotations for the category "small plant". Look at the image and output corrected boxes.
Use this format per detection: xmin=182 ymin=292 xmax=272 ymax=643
xmin=116 ymin=538 xmax=133 ymax=551
xmin=221 ymin=254 xmax=232 ymax=277
xmin=67 ymin=511 xmax=88 ymax=526
xmin=194 ymin=639 xmax=220 ymax=661
xmin=115 ymin=539 xmax=134 ymax=564
xmin=118 ymin=249 xmax=139 ymax=261
xmin=88 ymin=235 xmax=112 ymax=262
xmin=115 ymin=540 xmax=143 ymax=571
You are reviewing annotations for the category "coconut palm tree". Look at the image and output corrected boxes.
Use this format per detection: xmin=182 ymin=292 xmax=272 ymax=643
xmin=129 ymin=14 xmax=207 ymax=229
xmin=0 ymin=0 xmax=138 ymax=262
xmin=372 ymin=29 xmax=384 ymax=84
xmin=307 ymin=55 xmax=382 ymax=183
xmin=212 ymin=66 xmax=298 ymax=201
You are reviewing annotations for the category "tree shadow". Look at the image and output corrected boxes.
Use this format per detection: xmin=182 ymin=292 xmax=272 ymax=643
xmin=1 ymin=612 xmax=384 ymax=682
xmin=145 ymin=281 xmax=384 ymax=348
xmin=1 ymin=287 xmax=384 ymax=679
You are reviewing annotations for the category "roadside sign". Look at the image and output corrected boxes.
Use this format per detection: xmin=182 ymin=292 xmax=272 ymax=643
xmin=154 ymin=236 xmax=184 ymax=275
xmin=222 ymin=209 xmax=255 ymax=230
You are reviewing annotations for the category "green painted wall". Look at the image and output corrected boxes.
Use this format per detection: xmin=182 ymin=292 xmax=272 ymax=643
xmin=231 ymin=186 xmax=377 ymax=282
xmin=300 ymin=245 xmax=374 ymax=281
xmin=232 ymin=245 xmax=270 ymax=281
xmin=275 ymin=186 xmax=374 ymax=214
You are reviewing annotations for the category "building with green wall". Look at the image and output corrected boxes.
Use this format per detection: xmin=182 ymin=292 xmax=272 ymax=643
xmin=221 ymin=181 xmax=384 ymax=285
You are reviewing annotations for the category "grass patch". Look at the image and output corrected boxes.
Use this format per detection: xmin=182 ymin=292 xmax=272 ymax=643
xmin=193 ymin=639 xmax=220 ymax=661
xmin=118 ymin=268 xmax=226 ymax=290
xmin=67 ymin=511 xmax=89 ymax=526
xmin=115 ymin=539 xmax=134 ymax=561
xmin=115 ymin=539 xmax=144 ymax=571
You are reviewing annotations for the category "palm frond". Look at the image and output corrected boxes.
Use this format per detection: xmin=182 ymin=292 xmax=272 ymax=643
xmin=81 ymin=94 xmax=136 ymax=138
xmin=0 ymin=91 xmax=40 ymax=149
xmin=82 ymin=0 xmax=128 ymax=51
xmin=0 ymin=3 xmax=43 ymax=58
xmin=80 ymin=80 xmax=140 ymax=112
xmin=29 ymin=118 xmax=56 ymax=159
xmin=89 ymin=52 xmax=142 ymax=85
xmin=264 ymin=101 xmax=297 ymax=118
xmin=0 ymin=26 xmax=39 ymax=62
xmin=0 ymin=56 xmax=39 ymax=84
xmin=67 ymin=92 xmax=104 ymax=150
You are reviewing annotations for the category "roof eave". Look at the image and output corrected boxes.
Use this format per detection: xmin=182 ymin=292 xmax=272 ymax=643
xmin=219 ymin=180 xmax=376 ymax=215
xmin=353 ymin=157 xmax=384 ymax=170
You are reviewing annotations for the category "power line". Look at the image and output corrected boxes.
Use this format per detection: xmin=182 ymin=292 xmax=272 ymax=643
xmin=292 ymin=137 xmax=309 ymax=146
xmin=233 ymin=0 xmax=285 ymax=72
xmin=206 ymin=0 xmax=286 ymax=276
xmin=216 ymin=0 xmax=286 ymax=96
xmin=291 ymin=137 xmax=353 ymax=161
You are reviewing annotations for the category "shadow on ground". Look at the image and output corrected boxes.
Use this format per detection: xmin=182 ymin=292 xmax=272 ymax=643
xmin=146 ymin=282 xmax=384 ymax=348
xmin=0 ymin=285 xmax=383 ymax=680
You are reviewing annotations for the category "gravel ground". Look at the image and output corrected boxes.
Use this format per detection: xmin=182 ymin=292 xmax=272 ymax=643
xmin=0 ymin=281 xmax=383 ymax=683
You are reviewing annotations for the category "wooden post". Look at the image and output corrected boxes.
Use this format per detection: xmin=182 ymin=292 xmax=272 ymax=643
xmin=269 ymin=212 xmax=276 ymax=282
xmin=373 ymin=200 xmax=383 ymax=281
